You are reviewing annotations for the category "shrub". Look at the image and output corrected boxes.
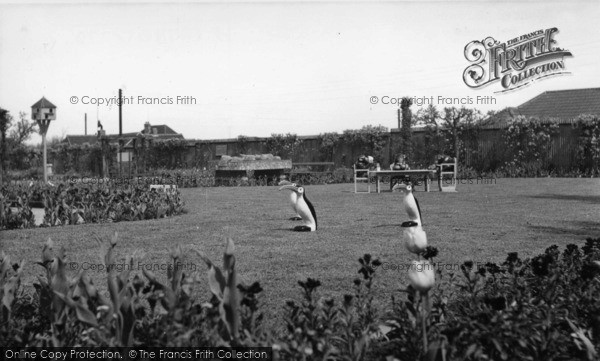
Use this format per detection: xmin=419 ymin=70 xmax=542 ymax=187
xmin=317 ymin=132 xmax=340 ymax=162
xmin=0 ymin=181 xmax=185 ymax=230
xmin=1 ymin=234 xmax=598 ymax=359
xmin=0 ymin=185 xmax=36 ymax=229
xmin=342 ymin=125 xmax=389 ymax=164
xmin=144 ymin=168 xmax=215 ymax=187
xmin=266 ymin=133 xmax=303 ymax=159
xmin=573 ymin=114 xmax=600 ymax=176
xmin=502 ymin=116 xmax=558 ymax=177
xmin=146 ymin=138 xmax=189 ymax=169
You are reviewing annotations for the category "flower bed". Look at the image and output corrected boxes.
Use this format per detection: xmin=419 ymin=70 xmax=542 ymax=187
xmin=0 ymin=181 xmax=185 ymax=230
xmin=1 ymin=235 xmax=598 ymax=359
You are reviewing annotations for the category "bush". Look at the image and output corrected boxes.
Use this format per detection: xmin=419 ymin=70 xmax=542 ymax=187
xmin=426 ymin=242 xmax=599 ymax=360
xmin=266 ymin=133 xmax=303 ymax=159
xmin=0 ymin=185 xmax=36 ymax=229
xmin=1 ymin=234 xmax=598 ymax=359
xmin=573 ymin=114 xmax=600 ymax=176
xmin=0 ymin=181 xmax=185 ymax=230
xmin=342 ymin=125 xmax=389 ymax=164
xmin=146 ymin=138 xmax=189 ymax=169
xmin=502 ymin=116 xmax=558 ymax=177
xmin=289 ymin=167 xmax=354 ymax=185
xmin=145 ymin=168 xmax=215 ymax=187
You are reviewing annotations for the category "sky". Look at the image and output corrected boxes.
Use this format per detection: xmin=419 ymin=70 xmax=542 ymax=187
xmin=1 ymin=0 xmax=599 ymax=144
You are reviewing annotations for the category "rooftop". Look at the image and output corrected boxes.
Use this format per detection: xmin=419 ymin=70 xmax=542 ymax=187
xmin=485 ymin=87 xmax=600 ymax=128
xmin=31 ymin=97 xmax=57 ymax=109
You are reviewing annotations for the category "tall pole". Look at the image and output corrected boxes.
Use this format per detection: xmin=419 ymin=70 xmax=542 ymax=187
xmin=119 ymin=89 xmax=122 ymax=136
xmin=32 ymin=97 xmax=55 ymax=184
xmin=85 ymin=113 xmax=87 ymax=135
xmin=37 ymin=119 xmax=50 ymax=183
xmin=42 ymin=131 xmax=47 ymax=182
xmin=118 ymin=89 xmax=123 ymax=177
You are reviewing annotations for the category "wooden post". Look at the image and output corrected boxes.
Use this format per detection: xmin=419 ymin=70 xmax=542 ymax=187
xmin=101 ymin=137 xmax=108 ymax=177
xmin=36 ymin=119 xmax=50 ymax=183
xmin=31 ymin=98 xmax=56 ymax=183
xmin=42 ymin=131 xmax=47 ymax=182
xmin=118 ymin=89 xmax=123 ymax=177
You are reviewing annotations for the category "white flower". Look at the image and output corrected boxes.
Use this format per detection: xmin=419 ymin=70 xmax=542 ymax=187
xmin=408 ymin=260 xmax=435 ymax=293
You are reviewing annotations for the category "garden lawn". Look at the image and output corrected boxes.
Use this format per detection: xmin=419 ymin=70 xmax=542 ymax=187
xmin=2 ymin=178 xmax=599 ymax=329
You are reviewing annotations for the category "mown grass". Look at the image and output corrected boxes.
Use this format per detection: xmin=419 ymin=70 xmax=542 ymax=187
xmin=2 ymin=178 xmax=599 ymax=329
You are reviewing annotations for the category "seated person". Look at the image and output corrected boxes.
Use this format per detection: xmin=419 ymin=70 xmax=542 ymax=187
xmin=355 ymin=155 xmax=374 ymax=177
xmin=435 ymin=154 xmax=455 ymax=172
xmin=390 ymin=154 xmax=411 ymax=187
xmin=390 ymin=154 xmax=410 ymax=170
xmin=355 ymin=155 xmax=375 ymax=169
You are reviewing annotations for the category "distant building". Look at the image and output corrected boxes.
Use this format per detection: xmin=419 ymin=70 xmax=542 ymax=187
xmin=62 ymin=121 xmax=184 ymax=146
xmin=140 ymin=122 xmax=180 ymax=136
xmin=485 ymin=87 xmax=600 ymax=128
xmin=62 ymin=135 xmax=99 ymax=146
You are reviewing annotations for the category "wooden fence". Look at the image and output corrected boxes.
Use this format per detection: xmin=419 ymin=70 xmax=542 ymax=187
xmin=160 ymin=123 xmax=580 ymax=170
xmin=48 ymin=123 xmax=582 ymax=176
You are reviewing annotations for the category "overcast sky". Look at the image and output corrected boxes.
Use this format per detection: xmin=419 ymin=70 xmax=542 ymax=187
xmin=1 ymin=0 xmax=599 ymax=144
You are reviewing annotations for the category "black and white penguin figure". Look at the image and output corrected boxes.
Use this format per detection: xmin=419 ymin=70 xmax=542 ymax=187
xmin=278 ymin=180 xmax=303 ymax=220
xmin=392 ymin=183 xmax=422 ymax=226
xmin=401 ymin=220 xmax=428 ymax=255
xmin=278 ymin=184 xmax=317 ymax=232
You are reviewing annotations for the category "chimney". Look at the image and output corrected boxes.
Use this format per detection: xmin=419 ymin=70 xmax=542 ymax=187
xmin=144 ymin=122 xmax=151 ymax=134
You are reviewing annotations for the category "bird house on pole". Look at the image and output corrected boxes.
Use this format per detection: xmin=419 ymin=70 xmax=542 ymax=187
xmin=31 ymin=97 xmax=56 ymax=182
xmin=32 ymin=97 xmax=56 ymax=135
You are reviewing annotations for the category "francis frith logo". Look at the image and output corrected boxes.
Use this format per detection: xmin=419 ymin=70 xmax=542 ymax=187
xmin=463 ymin=28 xmax=572 ymax=92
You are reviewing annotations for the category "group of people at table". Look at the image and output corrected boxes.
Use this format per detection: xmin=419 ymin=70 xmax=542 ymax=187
xmin=355 ymin=154 xmax=411 ymax=172
xmin=355 ymin=154 xmax=455 ymax=171
xmin=354 ymin=154 xmax=456 ymax=190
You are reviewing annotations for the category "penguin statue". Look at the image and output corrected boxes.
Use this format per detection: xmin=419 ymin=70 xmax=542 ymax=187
xmin=392 ymin=183 xmax=423 ymax=226
xmin=278 ymin=184 xmax=317 ymax=232
xmin=278 ymin=180 xmax=303 ymax=220
xmin=402 ymin=220 xmax=428 ymax=255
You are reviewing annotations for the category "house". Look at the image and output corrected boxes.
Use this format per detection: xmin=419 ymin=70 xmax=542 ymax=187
xmin=141 ymin=122 xmax=180 ymax=136
xmin=120 ymin=122 xmax=184 ymax=147
xmin=62 ymin=122 xmax=184 ymax=147
xmin=62 ymin=135 xmax=99 ymax=146
xmin=485 ymin=87 xmax=600 ymax=127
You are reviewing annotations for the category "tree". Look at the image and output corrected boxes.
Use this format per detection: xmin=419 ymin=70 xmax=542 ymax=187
xmin=0 ymin=111 xmax=41 ymax=173
xmin=414 ymin=104 xmax=445 ymax=163
xmin=10 ymin=112 xmax=38 ymax=146
xmin=413 ymin=105 xmax=486 ymax=166
xmin=399 ymin=97 xmax=413 ymax=159
xmin=48 ymin=134 xmax=65 ymax=148
xmin=237 ymin=135 xmax=249 ymax=154
xmin=317 ymin=132 xmax=340 ymax=162
xmin=342 ymin=125 xmax=388 ymax=163
xmin=0 ymin=108 xmax=11 ymax=184
xmin=440 ymin=106 xmax=482 ymax=165
xmin=265 ymin=133 xmax=303 ymax=159
xmin=415 ymin=104 xmax=442 ymax=128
